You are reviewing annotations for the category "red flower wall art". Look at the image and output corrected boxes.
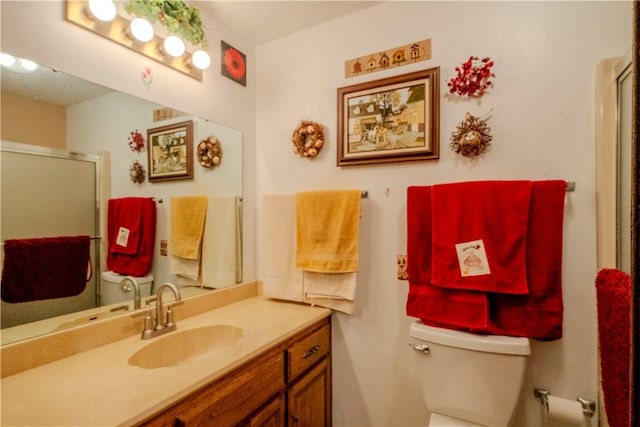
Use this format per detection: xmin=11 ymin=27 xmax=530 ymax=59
xmin=221 ymin=41 xmax=247 ymax=86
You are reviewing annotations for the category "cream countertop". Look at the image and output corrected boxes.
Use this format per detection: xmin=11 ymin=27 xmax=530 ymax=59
xmin=1 ymin=296 xmax=331 ymax=426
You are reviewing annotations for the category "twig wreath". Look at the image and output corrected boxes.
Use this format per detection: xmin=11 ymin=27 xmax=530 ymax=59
xmin=450 ymin=112 xmax=493 ymax=158
xmin=197 ymin=136 xmax=222 ymax=168
xmin=292 ymin=120 xmax=325 ymax=158
xmin=129 ymin=160 xmax=146 ymax=183
xmin=447 ymin=56 xmax=495 ymax=97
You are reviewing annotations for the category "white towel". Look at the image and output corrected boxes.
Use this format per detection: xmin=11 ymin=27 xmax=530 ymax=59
xmin=201 ymin=196 xmax=239 ymax=288
xmin=170 ymin=256 xmax=199 ymax=280
xmin=303 ymin=271 xmax=357 ymax=314
xmin=261 ymin=194 xmax=304 ymax=301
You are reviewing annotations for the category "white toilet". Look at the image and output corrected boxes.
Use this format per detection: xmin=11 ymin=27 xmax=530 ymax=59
xmin=409 ymin=320 xmax=531 ymax=427
xmin=100 ymin=271 xmax=154 ymax=306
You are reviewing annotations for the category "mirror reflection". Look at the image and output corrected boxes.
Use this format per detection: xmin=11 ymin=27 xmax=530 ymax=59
xmin=0 ymin=55 xmax=243 ymax=344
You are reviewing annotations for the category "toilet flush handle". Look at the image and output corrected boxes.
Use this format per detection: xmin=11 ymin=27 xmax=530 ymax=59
xmin=409 ymin=343 xmax=430 ymax=354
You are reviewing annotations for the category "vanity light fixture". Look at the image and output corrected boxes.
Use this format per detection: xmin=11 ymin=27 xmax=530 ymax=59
xmin=129 ymin=17 xmax=154 ymax=42
xmin=19 ymin=59 xmax=38 ymax=72
xmin=0 ymin=52 xmax=16 ymax=67
xmin=191 ymin=49 xmax=211 ymax=70
xmin=87 ymin=0 xmax=116 ymax=22
xmin=163 ymin=35 xmax=186 ymax=58
xmin=0 ymin=53 xmax=38 ymax=73
xmin=65 ymin=0 xmax=207 ymax=80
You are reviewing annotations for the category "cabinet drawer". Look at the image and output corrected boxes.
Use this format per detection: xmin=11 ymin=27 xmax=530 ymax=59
xmin=144 ymin=349 xmax=284 ymax=426
xmin=287 ymin=323 xmax=330 ymax=381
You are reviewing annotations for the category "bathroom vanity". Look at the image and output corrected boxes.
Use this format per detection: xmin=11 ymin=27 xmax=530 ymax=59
xmin=142 ymin=318 xmax=331 ymax=426
xmin=0 ymin=284 xmax=332 ymax=426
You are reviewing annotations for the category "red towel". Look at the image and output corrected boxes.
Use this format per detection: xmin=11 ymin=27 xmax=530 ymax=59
xmin=595 ymin=268 xmax=630 ymax=427
xmin=483 ymin=180 xmax=566 ymax=339
xmin=1 ymin=236 xmax=91 ymax=303
xmin=406 ymin=186 xmax=489 ymax=329
xmin=406 ymin=180 xmax=566 ymax=339
xmin=431 ymin=181 xmax=532 ymax=294
xmin=106 ymin=197 xmax=156 ymax=276
xmin=108 ymin=198 xmax=143 ymax=255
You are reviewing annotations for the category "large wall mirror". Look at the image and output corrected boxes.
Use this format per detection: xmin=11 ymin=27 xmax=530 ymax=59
xmin=0 ymin=55 xmax=243 ymax=345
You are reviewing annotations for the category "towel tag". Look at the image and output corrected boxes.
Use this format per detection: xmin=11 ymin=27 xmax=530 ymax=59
xmin=116 ymin=227 xmax=130 ymax=247
xmin=455 ymin=239 xmax=491 ymax=277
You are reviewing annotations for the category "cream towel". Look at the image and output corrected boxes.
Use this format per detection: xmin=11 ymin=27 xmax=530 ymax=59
xmin=170 ymin=196 xmax=207 ymax=279
xmin=261 ymin=194 xmax=304 ymax=301
xmin=201 ymin=196 xmax=239 ymax=288
xmin=296 ymin=190 xmax=360 ymax=273
xmin=303 ymin=271 xmax=356 ymax=314
xmin=169 ymin=256 xmax=200 ymax=280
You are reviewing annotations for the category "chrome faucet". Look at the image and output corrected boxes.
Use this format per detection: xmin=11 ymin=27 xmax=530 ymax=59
xmin=119 ymin=276 xmax=141 ymax=310
xmin=135 ymin=282 xmax=183 ymax=340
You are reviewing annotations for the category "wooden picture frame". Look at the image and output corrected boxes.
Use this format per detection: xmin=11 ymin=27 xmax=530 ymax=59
xmin=147 ymin=121 xmax=194 ymax=182
xmin=337 ymin=68 xmax=440 ymax=166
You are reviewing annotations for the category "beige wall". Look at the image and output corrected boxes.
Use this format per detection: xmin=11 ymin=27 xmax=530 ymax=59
xmin=1 ymin=91 xmax=66 ymax=148
xmin=255 ymin=1 xmax=631 ymax=425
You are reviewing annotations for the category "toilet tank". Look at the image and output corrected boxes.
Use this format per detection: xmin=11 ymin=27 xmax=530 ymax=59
xmin=100 ymin=271 xmax=154 ymax=306
xmin=409 ymin=321 xmax=531 ymax=427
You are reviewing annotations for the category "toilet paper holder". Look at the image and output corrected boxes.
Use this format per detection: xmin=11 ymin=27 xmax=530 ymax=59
xmin=534 ymin=388 xmax=596 ymax=418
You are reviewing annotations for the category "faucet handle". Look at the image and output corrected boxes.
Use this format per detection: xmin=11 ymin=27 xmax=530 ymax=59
xmin=164 ymin=301 xmax=184 ymax=328
xmin=133 ymin=308 xmax=156 ymax=340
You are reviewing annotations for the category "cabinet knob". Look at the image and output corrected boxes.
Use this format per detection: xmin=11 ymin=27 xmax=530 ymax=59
xmin=291 ymin=413 xmax=300 ymax=423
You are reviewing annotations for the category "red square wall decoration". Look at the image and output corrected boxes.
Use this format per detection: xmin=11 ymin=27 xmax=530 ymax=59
xmin=221 ymin=41 xmax=247 ymax=86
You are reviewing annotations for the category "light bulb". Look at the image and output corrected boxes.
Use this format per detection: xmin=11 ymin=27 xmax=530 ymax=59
xmin=88 ymin=0 xmax=116 ymax=22
xmin=163 ymin=36 xmax=185 ymax=57
xmin=191 ymin=50 xmax=211 ymax=70
xmin=19 ymin=59 xmax=38 ymax=72
xmin=0 ymin=53 xmax=16 ymax=67
xmin=130 ymin=18 xmax=154 ymax=42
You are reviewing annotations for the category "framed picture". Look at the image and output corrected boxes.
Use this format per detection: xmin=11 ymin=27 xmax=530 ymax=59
xmin=221 ymin=41 xmax=247 ymax=86
xmin=337 ymin=67 xmax=440 ymax=166
xmin=147 ymin=120 xmax=194 ymax=182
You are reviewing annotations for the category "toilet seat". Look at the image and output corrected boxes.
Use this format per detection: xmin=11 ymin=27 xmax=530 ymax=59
xmin=429 ymin=413 xmax=482 ymax=427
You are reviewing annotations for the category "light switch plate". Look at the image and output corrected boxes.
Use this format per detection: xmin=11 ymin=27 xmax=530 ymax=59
xmin=160 ymin=240 xmax=168 ymax=256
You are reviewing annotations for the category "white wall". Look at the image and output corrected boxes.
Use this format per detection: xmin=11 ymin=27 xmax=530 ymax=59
xmin=0 ymin=0 xmax=257 ymax=281
xmin=255 ymin=2 xmax=631 ymax=426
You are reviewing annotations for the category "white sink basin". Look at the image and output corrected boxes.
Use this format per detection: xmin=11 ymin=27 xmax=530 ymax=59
xmin=128 ymin=325 xmax=244 ymax=369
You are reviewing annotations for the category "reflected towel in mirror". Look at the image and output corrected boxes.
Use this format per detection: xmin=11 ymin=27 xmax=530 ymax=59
xmin=1 ymin=236 xmax=91 ymax=303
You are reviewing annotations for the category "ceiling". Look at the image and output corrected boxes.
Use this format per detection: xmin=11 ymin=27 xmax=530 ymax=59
xmin=198 ymin=1 xmax=381 ymax=45
xmin=0 ymin=1 xmax=380 ymax=106
xmin=1 ymin=64 xmax=113 ymax=107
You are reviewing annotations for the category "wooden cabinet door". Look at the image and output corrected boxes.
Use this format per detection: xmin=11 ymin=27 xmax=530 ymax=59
xmin=141 ymin=349 xmax=284 ymax=427
xmin=287 ymin=357 xmax=331 ymax=427
xmin=241 ymin=394 xmax=285 ymax=427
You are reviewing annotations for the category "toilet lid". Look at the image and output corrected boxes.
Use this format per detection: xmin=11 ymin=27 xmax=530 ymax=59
xmin=429 ymin=413 xmax=482 ymax=427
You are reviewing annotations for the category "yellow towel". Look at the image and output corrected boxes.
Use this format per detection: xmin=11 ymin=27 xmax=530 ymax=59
xmin=296 ymin=190 xmax=360 ymax=273
xmin=170 ymin=196 xmax=208 ymax=260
